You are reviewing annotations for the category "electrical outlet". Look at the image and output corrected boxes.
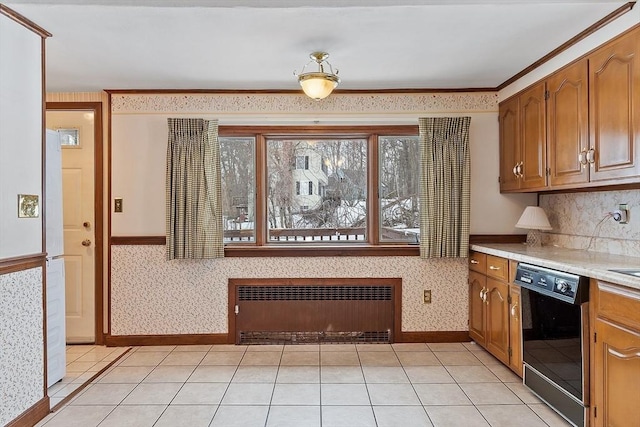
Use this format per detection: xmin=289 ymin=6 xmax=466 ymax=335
xmin=613 ymin=204 xmax=628 ymax=224
xmin=423 ymin=290 xmax=432 ymax=304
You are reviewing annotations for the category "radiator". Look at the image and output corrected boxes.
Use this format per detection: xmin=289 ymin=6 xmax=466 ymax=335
xmin=231 ymin=279 xmax=398 ymax=345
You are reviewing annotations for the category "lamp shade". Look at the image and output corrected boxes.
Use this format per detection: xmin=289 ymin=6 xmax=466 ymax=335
xmin=299 ymin=73 xmax=339 ymax=100
xmin=515 ymin=206 xmax=552 ymax=230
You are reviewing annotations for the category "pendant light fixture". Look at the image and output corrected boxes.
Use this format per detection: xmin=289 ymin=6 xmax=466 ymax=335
xmin=294 ymin=51 xmax=340 ymax=100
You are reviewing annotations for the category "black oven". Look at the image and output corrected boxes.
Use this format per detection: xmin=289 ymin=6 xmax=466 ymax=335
xmin=514 ymin=263 xmax=589 ymax=427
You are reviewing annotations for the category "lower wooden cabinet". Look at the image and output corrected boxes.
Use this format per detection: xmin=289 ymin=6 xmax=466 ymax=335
xmin=468 ymin=252 xmax=522 ymax=373
xmin=508 ymin=284 xmax=522 ymax=377
xmin=485 ymin=278 xmax=510 ymax=364
xmin=591 ymin=280 xmax=640 ymax=426
xmin=468 ymin=270 xmax=487 ymax=345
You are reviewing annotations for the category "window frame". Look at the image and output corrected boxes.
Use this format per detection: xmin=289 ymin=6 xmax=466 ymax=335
xmin=219 ymin=125 xmax=420 ymax=257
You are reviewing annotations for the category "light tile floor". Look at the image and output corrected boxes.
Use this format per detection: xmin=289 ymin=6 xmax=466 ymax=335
xmin=47 ymin=345 xmax=131 ymax=409
xmin=37 ymin=342 xmax=572 ymax=427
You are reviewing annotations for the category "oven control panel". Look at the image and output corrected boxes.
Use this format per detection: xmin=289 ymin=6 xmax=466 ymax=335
xmin=514 ymin=263 xmax=588 ymax=304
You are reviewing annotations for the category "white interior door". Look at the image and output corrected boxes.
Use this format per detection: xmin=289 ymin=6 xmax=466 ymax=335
xmin=46 ymin=110 xmax=95 ymax=343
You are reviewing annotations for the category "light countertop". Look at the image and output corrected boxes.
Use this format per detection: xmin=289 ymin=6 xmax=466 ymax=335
xmin=470 ymin=243 xmax=640 ymax=291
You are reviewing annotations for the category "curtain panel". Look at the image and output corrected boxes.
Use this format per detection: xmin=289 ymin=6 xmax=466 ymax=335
xmin=166 ymin=118 xmax=224 ymax=260
xmin=419 ymin=117 xmax=471 ymax=258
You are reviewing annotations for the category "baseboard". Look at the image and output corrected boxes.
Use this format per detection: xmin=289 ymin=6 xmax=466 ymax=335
xmin=104 ymin=333 xmax=231 ymax=346
xmin=6 ymin=396 xmax=50 ymax=427
xmin=104 ymin=332 xmax=468 ymax=346
xmin=397 ymin=331 xmax=470 ymax=343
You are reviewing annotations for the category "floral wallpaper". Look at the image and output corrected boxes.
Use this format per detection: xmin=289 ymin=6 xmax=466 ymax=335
xmin=111 ymin=246 xmax=469 ymax=336
xmin=111 ymin=92 xmax=498 ymax=115
xmin=0 ymin=267 xmax=44 ymax=426
xmin=540 ymin=189 xmax=640 ymax=257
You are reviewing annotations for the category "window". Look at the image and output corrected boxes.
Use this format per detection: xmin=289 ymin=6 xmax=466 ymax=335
xmin=219 ymin=126 xmax=418 ymax=252
xmin=379 ymin=136 xmax=420 ymax=243
xmin=295 ymin=155 xmax=310 ymax=170
xmin=219 ymin=137 xmax=255 ymax=243
xmin=267 ymin=138 xmax=367 ymax=242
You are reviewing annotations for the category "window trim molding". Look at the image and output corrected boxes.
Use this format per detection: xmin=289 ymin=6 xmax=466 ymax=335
xmin=108 ymin=234 xmax=527 ymax=257
xmin=221 ymin=125 xmax=420 ymax=254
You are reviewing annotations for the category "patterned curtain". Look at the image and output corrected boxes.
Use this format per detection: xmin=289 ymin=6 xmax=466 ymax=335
xmin=166 ymin=118 xmax=224 ymax=260
xmin=419 ymin=117 xmax=471 ymax=258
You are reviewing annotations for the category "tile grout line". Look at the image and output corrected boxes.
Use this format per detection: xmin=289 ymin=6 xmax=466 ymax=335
xmin=394 ymin=345 xmax=435 ymax=427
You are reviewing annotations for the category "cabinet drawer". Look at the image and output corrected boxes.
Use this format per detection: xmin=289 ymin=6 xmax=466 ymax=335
xmin=469 ymin=251 xmax=486 ymax=273
xmin=486 ymin=255 xmax=509 ymax=281
xmin=594 ymin=280 xmax=640 ymax=331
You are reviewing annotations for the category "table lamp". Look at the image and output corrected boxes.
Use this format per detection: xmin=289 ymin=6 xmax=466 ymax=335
xmin=515 ymin=206 xmax=552 ymax=247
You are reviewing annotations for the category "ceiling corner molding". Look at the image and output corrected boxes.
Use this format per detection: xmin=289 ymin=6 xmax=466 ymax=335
xmin=110 ymin=92 xmax=498 ymax=115
xmin=0 ymin=4 xmax=51 ymax=38
xmin=497 ymin=1 xmax=636 ymax=91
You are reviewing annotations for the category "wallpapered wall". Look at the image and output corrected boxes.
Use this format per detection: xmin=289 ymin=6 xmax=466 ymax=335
xmin=108 ymin=91 xmax=536 ymax=336
xmin=111 ymin=247 xmax=468 ymax=335
xmin=0 ymin=268 xmax=44 ymax=426
xmin=540 ymin=189 xmax=640 ymax=257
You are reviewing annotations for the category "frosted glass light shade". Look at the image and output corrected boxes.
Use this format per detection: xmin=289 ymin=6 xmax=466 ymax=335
xmin=299 ymin=73 xmax=339 ymax=100
xmin=515 ymin=206 xmax=552 ymax=231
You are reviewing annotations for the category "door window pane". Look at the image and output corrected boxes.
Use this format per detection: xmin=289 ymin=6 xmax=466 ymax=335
xmin=267 ymin=138 xmax=367 ymax=242
xmin=379 ymin=136 xmax=420 ymax=243
xmin=220 ymin=137 xmax=255 ymax=243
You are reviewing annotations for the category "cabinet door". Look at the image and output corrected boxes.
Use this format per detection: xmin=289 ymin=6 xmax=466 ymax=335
xmin=508 ymin=284 xmax=522 ymax=377
xmin=589 ymin=29 xmax=640 ymax=183
xmin=469 ymin=270 xmax=486 ymax=345
xmin=485 ymin=278 xmax=509 ymax=364
xmin=519 ymin=82 xmax=548 ymax=190
xmin=499 ymin=96 xmax=520 ymax=192
xmin=592 ymin=318 xmax=640 ymax=427
xmin=547 ymin=59 xmax=589 ymax=187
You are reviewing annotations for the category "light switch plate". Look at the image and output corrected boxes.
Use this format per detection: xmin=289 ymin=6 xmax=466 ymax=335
xmin=114 ymin=198 xmax=123 ymax=213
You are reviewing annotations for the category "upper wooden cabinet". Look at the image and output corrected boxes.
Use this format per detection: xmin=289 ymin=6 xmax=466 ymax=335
xmin=500 ymin=26 xmax=640 ymax=192
xmin=499 ymin=96 xmax=521 ymax=192
xmin=588 ymin=29 xmax=640 ymax=184
xmin=547 ymin=58 xmax=590 ymax=188
xmin=499 ymin=82 xmax=547 ymax=191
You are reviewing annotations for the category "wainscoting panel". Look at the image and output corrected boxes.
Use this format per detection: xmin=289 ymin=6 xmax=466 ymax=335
xmin=110 ymin=246 xmax=469 ymax=336
xmin=0 ymin=267 xmax=44 ymax=427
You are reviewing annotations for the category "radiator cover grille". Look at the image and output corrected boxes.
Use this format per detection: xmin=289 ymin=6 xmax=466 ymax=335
xmin=238 ymin=285 xmax=393 ymax=301
xmin=239 ymin=330 xmax=390 ymax=345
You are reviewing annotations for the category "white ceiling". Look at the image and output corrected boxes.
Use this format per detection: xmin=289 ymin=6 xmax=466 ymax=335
xmin=4 ymin=0 xmax=631 ymax=92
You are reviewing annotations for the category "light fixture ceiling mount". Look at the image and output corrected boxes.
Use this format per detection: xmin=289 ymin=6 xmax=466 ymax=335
xmin=295 ymin=51 xmax=340 ymax=101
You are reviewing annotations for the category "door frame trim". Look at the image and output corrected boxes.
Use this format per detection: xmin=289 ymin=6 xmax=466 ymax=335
xmin=46 ymin=102 xmax=104 ymax=345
